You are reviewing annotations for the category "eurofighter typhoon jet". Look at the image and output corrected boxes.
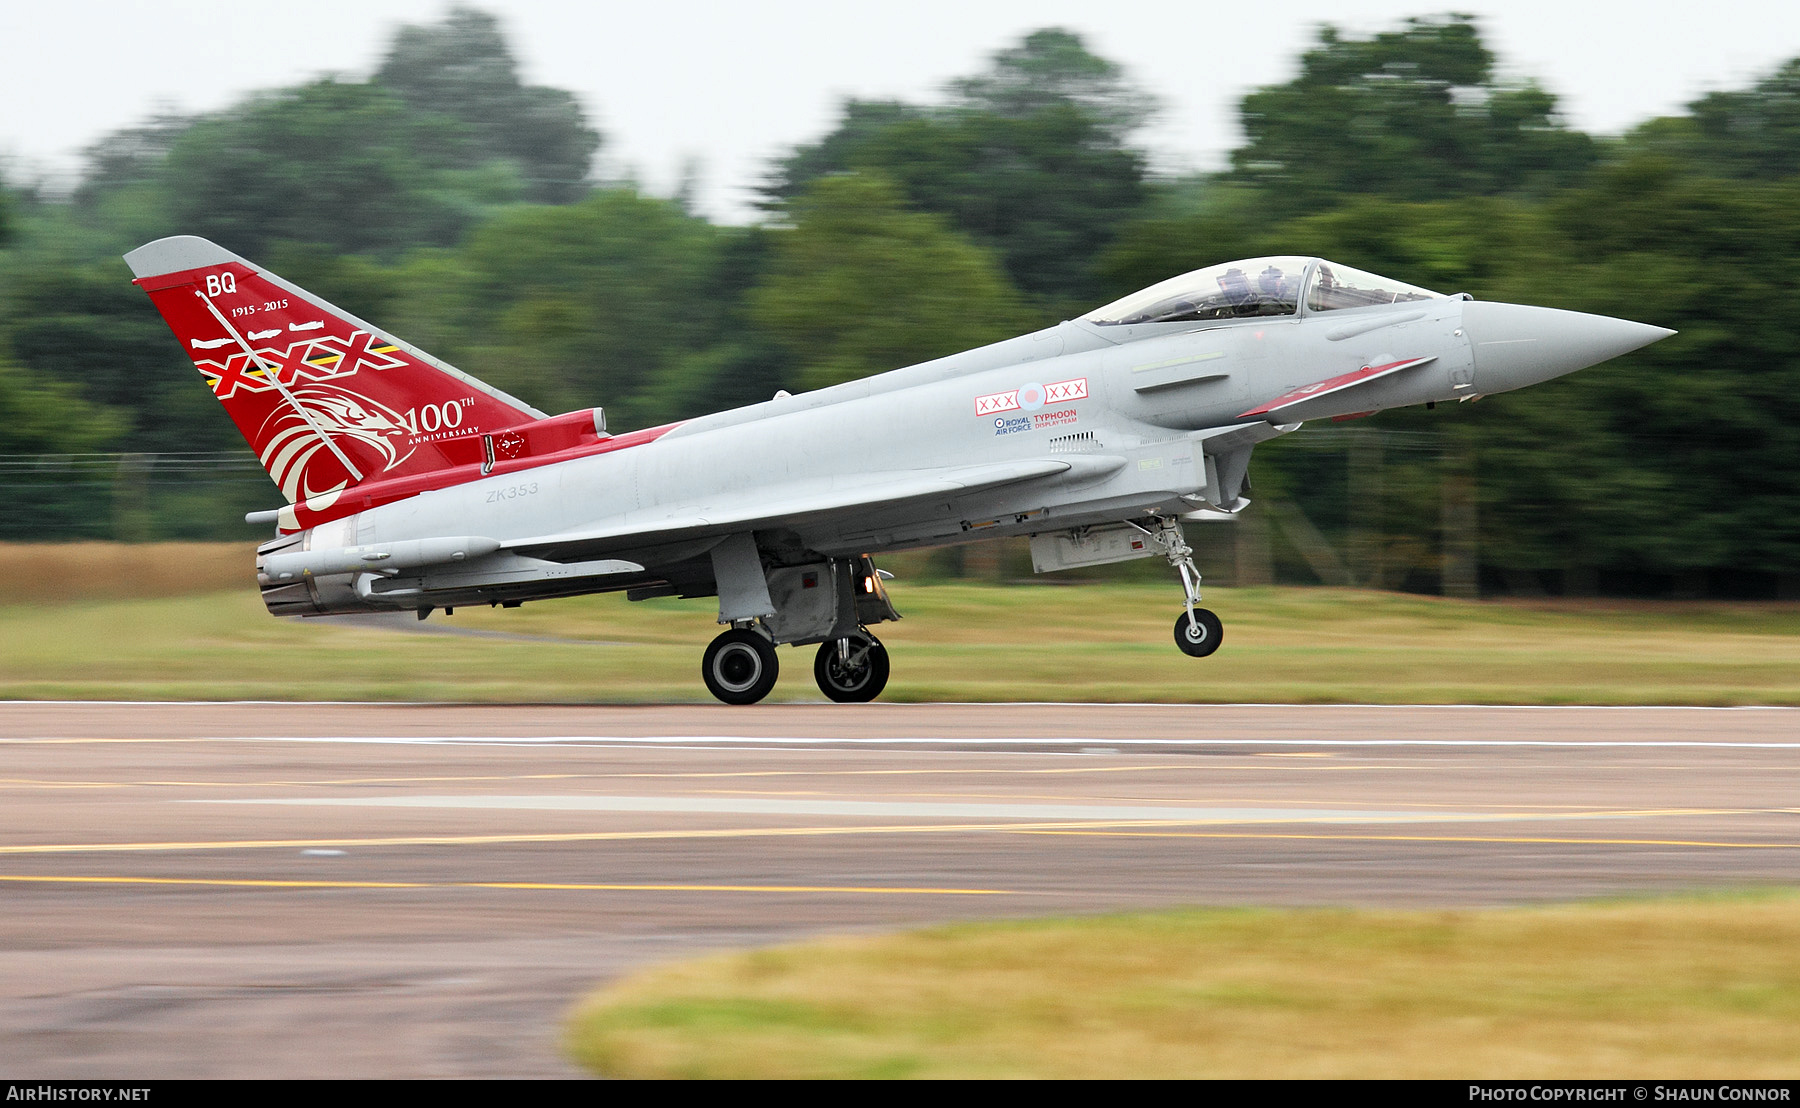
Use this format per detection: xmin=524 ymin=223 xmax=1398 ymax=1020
xmin=126 ymin=238 xmax=1671 ymax=703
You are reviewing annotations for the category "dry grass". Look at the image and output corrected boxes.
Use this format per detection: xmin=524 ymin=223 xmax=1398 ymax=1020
xmin=565 ymin=892 xmax=1800 ymax=1079
xmin=0 ymin=542 xmax=253 ymax=602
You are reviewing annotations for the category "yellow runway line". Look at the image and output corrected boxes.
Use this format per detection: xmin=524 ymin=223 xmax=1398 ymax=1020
xmin=0 ymin=874 xmax=1013 ymax=895
xmin=0 ymin=821 xmax=1140 ymax=855
xmin=0 ymin=738 xmax=204 ymax=744
xmin=1021 ymin=829 xmax=1800 ymax=849
xmin=0 ymin=774 xmax=596 ymax=790
xmin=0 ymin=809 xmax=1794 ymax=857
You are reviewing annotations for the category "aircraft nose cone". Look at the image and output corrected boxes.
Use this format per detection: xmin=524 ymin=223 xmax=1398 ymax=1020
xmin=1462 ymin=301 xmax=1675 ymax=395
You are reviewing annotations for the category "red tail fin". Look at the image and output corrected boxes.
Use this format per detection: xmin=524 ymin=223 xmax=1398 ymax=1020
xmin=125 ymin=236 xmax=545 ymax=506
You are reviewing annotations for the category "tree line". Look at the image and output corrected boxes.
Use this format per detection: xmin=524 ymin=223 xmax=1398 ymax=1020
xmin=1 ymin=9 xmax=1795 ymax=597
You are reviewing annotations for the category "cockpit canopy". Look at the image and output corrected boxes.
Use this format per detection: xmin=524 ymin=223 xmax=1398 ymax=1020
xmin=1082 ymin=257 xmax=1443 ymax=326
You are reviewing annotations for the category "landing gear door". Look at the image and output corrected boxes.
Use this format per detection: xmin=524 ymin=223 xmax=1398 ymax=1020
xmin=1449 ymin=317 xmax=1475 ymax=394
xmin=852 ymin=555 xmax=900 ymax=627
xmin=764 ymin=555 xmax=899 ymax=646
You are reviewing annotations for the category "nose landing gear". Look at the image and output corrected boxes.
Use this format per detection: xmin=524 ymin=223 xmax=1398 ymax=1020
xmin=1173 ymin=607 xmax=1223 ymax=657
xmin=1141 ymin=516 xmax=1224 ymax=658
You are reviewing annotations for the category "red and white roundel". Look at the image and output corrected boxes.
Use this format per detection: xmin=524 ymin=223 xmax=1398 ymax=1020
xmin=973 ymin=376 xmax=1087 ymax=416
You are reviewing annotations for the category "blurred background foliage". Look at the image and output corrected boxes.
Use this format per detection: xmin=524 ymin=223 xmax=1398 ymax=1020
xmin=1 ymin=8 xmax=1796 ymax=597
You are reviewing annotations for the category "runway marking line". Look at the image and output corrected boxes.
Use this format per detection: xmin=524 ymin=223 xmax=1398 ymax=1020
xmin=6 ymin=701 xmax=1798 ymax=710
xmin=0 ymin=822 xmax=1172 ymax=855
xmin=4 ymin=777 xmax=1776 ymax=817
xmin=670 ymin=789 xmax=1798 ymax=815
xmin=1020 ymin=829 xmax=1800 ymax=850
xmin=4 ymin=811 xmax=1799 ymax=856
xmin=183 ymin=798 xmax=1800 ymax=825
xmin=0 ymin=766 xmax=1204 ymax=790
xmin=0 ymin=773 xmax=599 ymax=790
xmin=0 ymin=874 xmax=1012 ymax=896
xmin=8 ymin=734 xmax=1800 ymax=749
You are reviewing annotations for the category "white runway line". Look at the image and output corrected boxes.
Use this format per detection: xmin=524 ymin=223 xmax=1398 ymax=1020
xmin=5 ymin=733 xmax=1800 ymax=748
xmin=197 ymin=794 xmax=1448 ymax=823
xmin=3 ymin=702 xmax=1797 ymax=711
xmin=241 ymin=735 xmax=1800 ymax=748
xmin=192 ymin=793 xmax=1753 ymax=826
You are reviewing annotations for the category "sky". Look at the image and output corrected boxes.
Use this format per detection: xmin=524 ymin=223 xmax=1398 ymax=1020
xmin=4 ymin=0 xmax=1800 ymax=222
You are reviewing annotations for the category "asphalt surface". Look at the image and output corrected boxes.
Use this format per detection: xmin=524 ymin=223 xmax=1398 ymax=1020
xmin=2 ymin=702 xmax=1797 ymax=1078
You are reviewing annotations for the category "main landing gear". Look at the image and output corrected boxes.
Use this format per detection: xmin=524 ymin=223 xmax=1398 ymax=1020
xmin=700 ymin=552 xmax=902 ymax=705
xmin=701 ymin=626 xmax=891 ymax=705
xmin=1140 ymin=516 xmax=1224 ymax=658
xmin=813 ymin=633 xmax=890 ymax=703
xmin=700 ymin=627 xmax=780 ymax=705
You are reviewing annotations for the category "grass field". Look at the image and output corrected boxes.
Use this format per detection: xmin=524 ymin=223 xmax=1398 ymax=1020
xmin=564 ymin=892 xmax=1800 ymax=1079
xmin=2 ymin=543 xmax=1798 ymax=703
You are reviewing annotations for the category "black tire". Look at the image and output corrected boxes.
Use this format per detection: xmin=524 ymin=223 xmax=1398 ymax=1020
xmin=1173 ymin=608 xmax=1223 ymax=657
xmin=813 ymin=634 xmax=890 ymax=703
xmin=701 ymin=628 xmax=780 ymax=705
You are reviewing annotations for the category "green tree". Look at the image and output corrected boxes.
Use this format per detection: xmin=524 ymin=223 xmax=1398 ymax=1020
xmin=1231 ymin=15 xmax=1595 ymax=214
xmin=766 ymin=29 xmax=1151 ymax=307
xmin=375 ymin=6 xmax=600 ymax=202
xmin=72 ymin=8 xmax=603 ymax=258
xmin=1678 ymin=58 xmax=1800 ymax=179
xmin=0 ymin=352 xmax=130 ymax=541
xmin=0 ymin=352 xmax=122 ymax=455
xmin=748 ymin=174 xmax=1029 ymax=391
xmin=0 ymin=261 xmax=232 ymax=455
xmin=1095 ymin=181 xmax=1287 ymax=304
xmin=1538 ymin=160 xmax=1800 ymax=579
xmin=1620 ymin=54 xmax=1800 ymax=194
xmin=1188 ymin=195 xmax=1670 ymax=584
xmin=155 ymin=78 xmax=511 ymax=259
xmin=407 ymin=188 xmax=747 ymax=428
xmin=948 ymin=27 xmax=1154 ymax=138
xmin=71 ymin=112 xmax=192 ymax=213
xmin=1156 ymin=174 xmax=1800 ymax=591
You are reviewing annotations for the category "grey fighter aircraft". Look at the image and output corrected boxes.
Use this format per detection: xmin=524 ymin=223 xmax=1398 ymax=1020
xmin=126 ymin=238 xmax=1672 ymax=703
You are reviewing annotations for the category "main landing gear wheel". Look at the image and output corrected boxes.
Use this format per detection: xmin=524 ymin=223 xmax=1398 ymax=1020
xmin=1173 ymin=608 xmax=1223 ymax=657
xmin=702 ymin=628 xmax=779 ymax=705
xmin=814 ymin=634 xmax=890 ymax=703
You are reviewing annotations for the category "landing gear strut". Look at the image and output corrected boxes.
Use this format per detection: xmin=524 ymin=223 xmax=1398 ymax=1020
xmin=701 ymin=627 xmax=780 ymax=705
xmin=1139 ymin=517 xmax=1223 ymax=658
xmin=813 ymin=632 xmax=890 ymax=703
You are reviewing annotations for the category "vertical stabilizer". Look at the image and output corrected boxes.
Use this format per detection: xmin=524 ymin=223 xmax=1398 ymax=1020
xmin=125 ymin=236 xmax=546 ymax=507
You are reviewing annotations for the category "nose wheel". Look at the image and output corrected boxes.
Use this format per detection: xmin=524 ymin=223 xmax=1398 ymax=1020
xmin=701 ymin=627 xmax=780 ymax=705
xmin=1138 ymin=516 xmax=1226 ymax=659
xmin=814 ymin=633 xmax=890 ymax=702
xmin=1173 ymin=608 xmax=1223 ymax=656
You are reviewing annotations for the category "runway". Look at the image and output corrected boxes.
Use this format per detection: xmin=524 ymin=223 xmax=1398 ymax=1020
xmin=2 ymin=702 xmax=1797 ymax=1077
